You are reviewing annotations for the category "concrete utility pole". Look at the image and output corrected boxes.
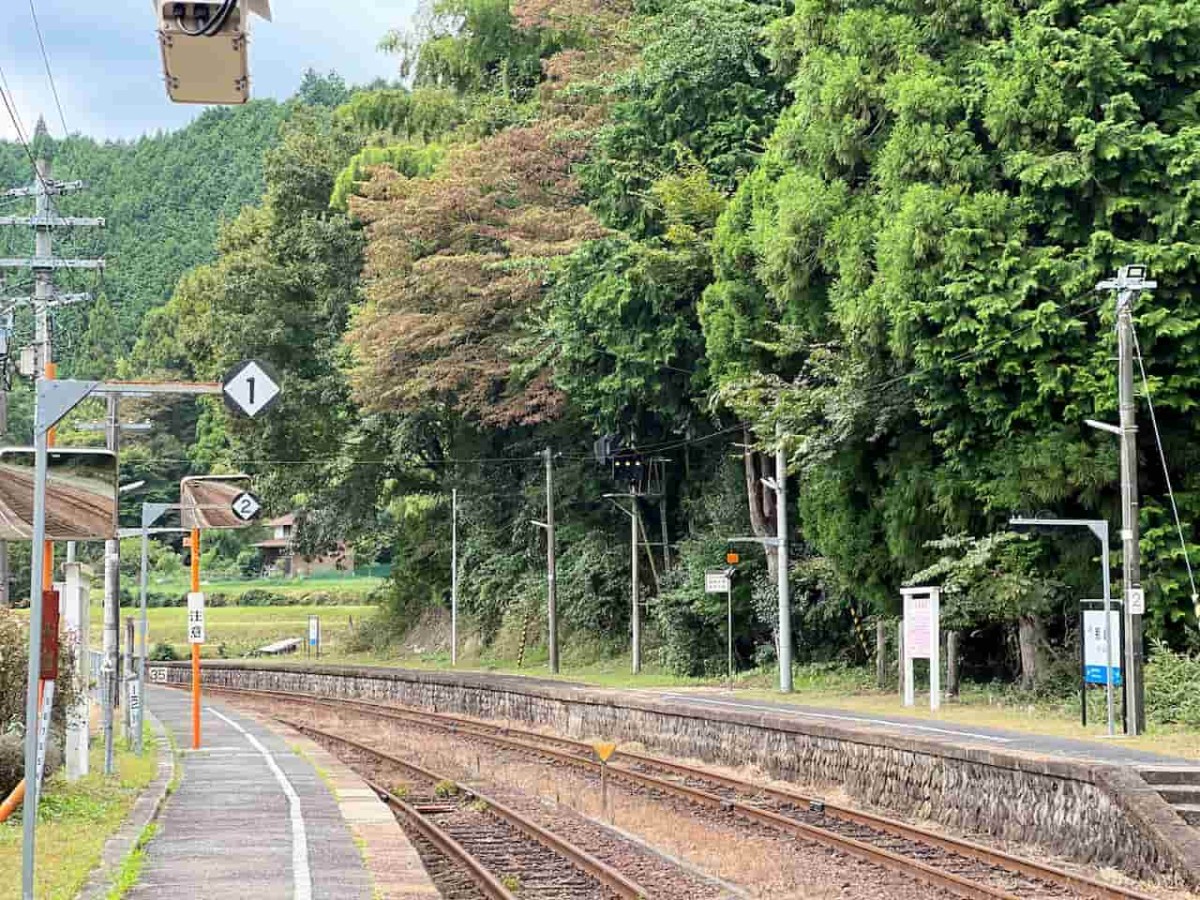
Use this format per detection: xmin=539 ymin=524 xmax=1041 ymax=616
xmin=102 ymin=394 xmax=120 ymax=773
xmin=760 ymin=422 xmax=793 ymax=693
xmin=0 ymin=157 xmax=103 ymax=615
xmin=544 ymin=448 xmax=558 ymax=674
xmin=1096 ymin=265 xmax=1156 ymax=736
xmin=775 ymin=424 xmax=792 ymax=692
xmin=631 ymin=494 xmax=640 ymax=675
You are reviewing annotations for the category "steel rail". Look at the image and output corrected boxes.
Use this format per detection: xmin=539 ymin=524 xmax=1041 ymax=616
xmin=196 ymin=683 xmax=1157 ymax=900
xmin=368 ymin=778 xmax=517 ymax=900
xmin=284 ymin=720 xmax=650 ymax=900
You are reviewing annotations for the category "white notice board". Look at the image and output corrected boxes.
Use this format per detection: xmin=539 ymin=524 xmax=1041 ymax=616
xmin=901 ymin=587 xmax=940 ymax=711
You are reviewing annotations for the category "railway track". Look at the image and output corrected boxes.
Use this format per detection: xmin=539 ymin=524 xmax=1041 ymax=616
xmin=285 ymin=719 xmax=650 ymax=900
xmin=195 ymin=683 xmax=1160 ymax=900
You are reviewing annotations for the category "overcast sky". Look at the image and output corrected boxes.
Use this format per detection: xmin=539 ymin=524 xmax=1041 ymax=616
xmin=0 ymin=1 xmax=415 ymax=142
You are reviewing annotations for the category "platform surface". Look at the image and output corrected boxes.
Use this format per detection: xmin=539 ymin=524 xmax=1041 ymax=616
xmin=647 ymin=688 xmax=1192 ymax=766
xmin=130 ymin=685 xmax=373 ymax=900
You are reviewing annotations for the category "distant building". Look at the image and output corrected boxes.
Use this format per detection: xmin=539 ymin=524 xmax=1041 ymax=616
xmin=254 ymin=513 xmax=354 ymax=577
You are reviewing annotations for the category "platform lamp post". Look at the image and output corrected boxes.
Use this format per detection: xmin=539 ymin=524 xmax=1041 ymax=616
xmin=1009 ymin=516 xmax=1116 ymax=736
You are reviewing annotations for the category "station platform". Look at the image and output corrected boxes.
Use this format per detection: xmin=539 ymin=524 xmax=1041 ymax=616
xmin=646 ymin=689 xmax=1192 ymax=766
xmin=130 ymin=685 xmax=431 ymax=900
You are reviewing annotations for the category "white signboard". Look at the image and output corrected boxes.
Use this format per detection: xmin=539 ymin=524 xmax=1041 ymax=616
xmin=1128 ymin=587 xmax=1145 ymax=615
xmin=705 ymin=570 xmax=731 ymax=593
xmin=308 ymin=615 xmax=320 ymax=647
xmin=187 ymin=592 xmax=206 ymax=644
xmin=128 ymin=678 xmax=142 ymax=716
xmin=901 ymin=586 xmax=941 ymax=711
xmin=1083 ymin=608 xmax=1122 ymax=686
xmin=149 ymin=666 xmax=168 ymax=683
xmin=222 ymin=359 xmax=281 ymax=419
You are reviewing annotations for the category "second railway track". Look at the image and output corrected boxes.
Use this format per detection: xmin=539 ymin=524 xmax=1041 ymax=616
xmin=192 ymin=683 xmax=1163 ymax=900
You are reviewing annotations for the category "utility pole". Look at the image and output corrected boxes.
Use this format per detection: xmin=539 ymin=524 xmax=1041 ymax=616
xmin=544 ymin=448 xmax=558 ymax=674
xmin=450 ymin=487 xmax=458 ymax=666
xmin=776 ymin=423 xmax=791 ymax=692
xmin=1096 ymin=265 xmax=1156 ymax=736
xmin=0 ymin=156 xmax=103 ymax=616
xmin=102 ymin=394 xmax=120 ymax=773
xmin=631 ymin=493 xmax=640 ymax=674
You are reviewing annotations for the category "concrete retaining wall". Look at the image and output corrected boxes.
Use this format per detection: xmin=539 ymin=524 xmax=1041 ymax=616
xmin=161 ymin=661 xmax=1200 ymax=886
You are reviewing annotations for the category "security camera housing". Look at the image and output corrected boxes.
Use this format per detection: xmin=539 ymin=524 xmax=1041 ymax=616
xmin=158 ymin=1 xmax=250 ymax=104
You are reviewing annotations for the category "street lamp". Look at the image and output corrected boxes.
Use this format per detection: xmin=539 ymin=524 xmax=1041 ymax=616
xmin=1009 ymin=516 xmax=1118 ymax=735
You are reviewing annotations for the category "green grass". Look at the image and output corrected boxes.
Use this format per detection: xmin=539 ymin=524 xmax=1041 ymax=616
xmin=0 ymin=735 xmax=159 ymax=900
xmin=104 ymin=822 xmax=157 ymax=900
xmin=92 ymin=604 xmax=376 ymax=660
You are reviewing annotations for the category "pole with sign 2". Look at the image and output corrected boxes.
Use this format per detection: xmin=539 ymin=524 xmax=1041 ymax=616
xmin=900 ymin=586 xmax=940 ymax=711
xmin=181 ymin=470 xmax=267 ymax=751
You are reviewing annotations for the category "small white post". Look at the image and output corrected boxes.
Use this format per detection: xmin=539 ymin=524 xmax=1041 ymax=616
xmin=62 ymin=563 xmax=89 ymax=780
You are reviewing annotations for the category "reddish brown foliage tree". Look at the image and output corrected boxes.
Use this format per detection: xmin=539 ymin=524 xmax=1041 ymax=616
xmin=348 ymin=121 xmax=606 ymax=427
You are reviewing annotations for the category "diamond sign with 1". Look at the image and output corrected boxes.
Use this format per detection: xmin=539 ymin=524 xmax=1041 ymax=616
xmin=222 ymin=359 xmax=281 ymax=418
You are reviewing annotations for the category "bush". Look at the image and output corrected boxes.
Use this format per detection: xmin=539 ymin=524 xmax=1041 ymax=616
xmin=237 ymin=589 xmax=289 ymax=607
xmin=150 ymin=641 xmax=179 ymax=662
xmin=0 ymin=729 xmax=60 ymax=797
xmin=1146 ymin=641 xmax=1200 ymax=728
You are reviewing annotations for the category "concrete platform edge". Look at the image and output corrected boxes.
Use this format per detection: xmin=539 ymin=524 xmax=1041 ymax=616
xmin=235 ymin=707 xmax=439 ymax=899
xmin=1096 ymin=766 xmax=1200 ymax=888
xmin=77 ymin=713 xmax=176 ymax=900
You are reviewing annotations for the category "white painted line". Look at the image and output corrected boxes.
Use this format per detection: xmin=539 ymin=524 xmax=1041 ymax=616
xmin=207 ymin=707 xmax=313 ymax=900
xmin=657 ymin=694 xmax=1015 ymax=744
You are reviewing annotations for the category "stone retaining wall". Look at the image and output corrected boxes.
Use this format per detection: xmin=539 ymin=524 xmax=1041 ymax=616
xmin=162 ymin=661 xmax=1200 ymax=886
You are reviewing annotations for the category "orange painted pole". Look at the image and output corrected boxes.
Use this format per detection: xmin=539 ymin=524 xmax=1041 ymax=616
xmin=43 ymin=360 xmax=55 ymax=591
xmin=190 ymin=528 xmax=201 ymax=750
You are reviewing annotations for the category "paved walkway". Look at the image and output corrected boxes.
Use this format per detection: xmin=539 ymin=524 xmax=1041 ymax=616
xmin=131 ymin=686 xmax=373 ymax=900
xmin=647 ymin=689 xmax=1192 ymax=766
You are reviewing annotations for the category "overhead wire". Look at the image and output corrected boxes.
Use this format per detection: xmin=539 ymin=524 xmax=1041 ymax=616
xmin=1130 ymin=322 xmax=1199 ymax=609
xmin=26 ymin=0 xmax=69 ymax=137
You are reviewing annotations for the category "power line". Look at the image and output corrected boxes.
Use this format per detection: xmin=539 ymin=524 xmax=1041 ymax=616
xmin=0 ymin=68 xmax=41 ymax=182
xmin=0 ymin=64 xmax=29 ymax=148
xmin=27 ymin=0 xmax=69 ymax=137
xmin=1130 ymin=322 xmax=1198 ymax=608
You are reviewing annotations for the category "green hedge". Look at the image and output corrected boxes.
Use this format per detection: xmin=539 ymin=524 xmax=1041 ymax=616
xmin=1146 ymin=642 xmax=1200 ymax=728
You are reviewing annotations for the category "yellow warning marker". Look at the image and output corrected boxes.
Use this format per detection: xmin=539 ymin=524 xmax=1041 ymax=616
xmin=593 ymin=742 xmax=617 ymax=821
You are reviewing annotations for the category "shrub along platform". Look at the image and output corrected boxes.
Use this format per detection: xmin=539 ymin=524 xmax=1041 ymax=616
xmin=159 ymin=660 xmax=1200 ymax=887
